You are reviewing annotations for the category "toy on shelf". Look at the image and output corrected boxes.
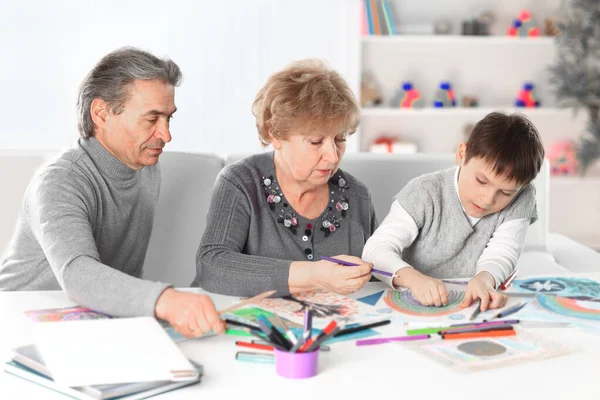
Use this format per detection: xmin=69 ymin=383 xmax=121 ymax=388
xmin=543 ymin=17 xmax=563 ymax=37
xmin=462 ymin=96 xmax=479 ymax=108
xmin=508 ymin=10 xmax=540 ymax=37
xmin=389 ymin=82 xmax=424 ymax=108
xmin=434 ymin=20 xmax=452 ymax=35
xmin=548 ymin=140 xmax=578 ymax=176
xmin=361 ymin=72 xmax=382 ymax=108
xmin=433 ymin=82 xmax=456 ymax=108
xmin=370 ymin=136 xmax=418 ymax=154
xmin=461 ymin=10 xmax=494 ymax=35
xmin=515 ymin=82 xmax=541 ymax=108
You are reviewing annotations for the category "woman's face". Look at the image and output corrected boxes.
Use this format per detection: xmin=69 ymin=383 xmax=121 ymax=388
xmin=271 ymin=120 xmax=348 ymax=188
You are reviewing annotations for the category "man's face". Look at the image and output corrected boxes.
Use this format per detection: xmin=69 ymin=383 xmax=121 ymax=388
xmin=100 ymin=79 xmax=176 ymax=170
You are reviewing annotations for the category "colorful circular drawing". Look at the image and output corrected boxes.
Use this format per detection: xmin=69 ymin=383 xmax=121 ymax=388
xmin=383 ymin=288 xmax=465 ymax=317
xmin=518 ymin=279 xmax=566 ymax=293
xmin=458 ymin=341 xmax=507 ymax=357
xmin=537 ymin=294 xmax=600 ymax=321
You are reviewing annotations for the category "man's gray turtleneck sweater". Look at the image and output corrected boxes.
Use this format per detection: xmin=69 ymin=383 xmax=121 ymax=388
xmin=0 ymin=137 xmax=170 ymax=317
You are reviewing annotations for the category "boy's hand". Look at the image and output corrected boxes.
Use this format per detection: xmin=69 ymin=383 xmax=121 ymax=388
xmin=460 ymin=272 xmax=508 ymax=311
xmin=394 ymin=268 xmax=448 ymax=307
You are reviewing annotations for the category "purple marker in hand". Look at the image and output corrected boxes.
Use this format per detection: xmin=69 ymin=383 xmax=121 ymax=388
xmin=320 ymin=256 xmax=395 ymax=278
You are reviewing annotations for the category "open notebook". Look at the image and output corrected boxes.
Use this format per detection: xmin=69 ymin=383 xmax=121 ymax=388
xmin=31 ymin=317 xmax=198 ymax=387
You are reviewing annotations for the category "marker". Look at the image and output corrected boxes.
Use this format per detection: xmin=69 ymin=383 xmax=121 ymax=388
xmin=235 ymin=341 xmax=274 ymax=351
xmin=334 ymin=319 xmax=391 ymax=337
xmin=257 ymin=316 xmax=291 ymax=350
xmin=439 ymin=325 xmax=515 ymax=335
xmin=306 ymin=326 xmax=341 ymax=353
xmin=442 ymin=329 xmax=516 ymax=340
xmin=273 ymin=314 xmax=297 ymax=345
xmin=320 ymin=256 xmax=398 ymax=278
xmin=224 ymin=318 xmax=261 ymax=331
xmin=235 ymin=351 xmax=275 ymax=364
xmin=500 ymin=269 xmax=519 ymax=290
xmin=299 ymin=320 xmax=337 ymax=352
xmin=355 ymin=334 xmax=431 ymax=346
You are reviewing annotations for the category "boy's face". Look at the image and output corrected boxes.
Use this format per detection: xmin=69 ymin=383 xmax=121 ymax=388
xmin=455 ymin=143 xmax=522 ymax=218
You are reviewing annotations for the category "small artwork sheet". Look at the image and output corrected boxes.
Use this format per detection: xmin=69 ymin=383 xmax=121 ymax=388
xmin=405 ymin=328 xmax=576 ymax=373
xmin=253 ymin=290 xmax=377 ymax=327
xmin=510 ymin=276 xmax=600 ymax=299
xmin=24 ymin=306 xmax=111 ymax=322
xmin=364 ymin=284 xmax=479 ymax=324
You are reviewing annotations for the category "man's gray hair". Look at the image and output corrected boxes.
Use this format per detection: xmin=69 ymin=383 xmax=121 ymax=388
xmin=76 ymin=47 xmax=182 ymax=138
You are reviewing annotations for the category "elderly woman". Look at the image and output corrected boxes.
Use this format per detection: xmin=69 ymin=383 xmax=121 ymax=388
xmin=193 ymin=60 xmax=378 ymax=297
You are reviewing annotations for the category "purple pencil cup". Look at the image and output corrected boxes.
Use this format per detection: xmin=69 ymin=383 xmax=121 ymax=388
xmin=274 ymin=348 xmax=319 ymax=379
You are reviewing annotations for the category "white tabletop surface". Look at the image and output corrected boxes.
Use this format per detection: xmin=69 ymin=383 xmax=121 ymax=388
xmin=0 ymin=281 xmax=598 ymax=400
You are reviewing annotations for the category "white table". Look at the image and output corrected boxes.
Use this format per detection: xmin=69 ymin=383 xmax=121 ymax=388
xmin=0 ymin=282 xmax=597 ymax=400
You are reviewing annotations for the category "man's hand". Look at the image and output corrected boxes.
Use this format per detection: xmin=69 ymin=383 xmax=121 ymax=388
xmin=459 ymin=272 xmax=508 ymax=311
xmin=155 ymin=288 xmax=226 ymax=338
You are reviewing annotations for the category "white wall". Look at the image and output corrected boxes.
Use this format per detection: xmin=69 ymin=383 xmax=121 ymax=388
xmin=0 ymin=0 xmax=361 ymax=153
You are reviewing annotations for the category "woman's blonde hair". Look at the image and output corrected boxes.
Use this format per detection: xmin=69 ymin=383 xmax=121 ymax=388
xmin=252 ymin=59 xmax=360 ymax=146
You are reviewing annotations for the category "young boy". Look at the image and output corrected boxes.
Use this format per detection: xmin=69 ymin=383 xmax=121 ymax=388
xmin=363 ymin=112 xmax=545 ymax=312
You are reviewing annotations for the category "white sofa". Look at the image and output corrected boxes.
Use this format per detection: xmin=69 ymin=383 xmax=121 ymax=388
xmin=2 ymin=150 xmax=599 ymax=287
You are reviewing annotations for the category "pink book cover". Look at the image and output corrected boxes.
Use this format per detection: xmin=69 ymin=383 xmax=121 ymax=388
xmin=24 ymin=306 xmax=111 ymax=322
xmin=361 ymin=0 xmax=368 ymax=35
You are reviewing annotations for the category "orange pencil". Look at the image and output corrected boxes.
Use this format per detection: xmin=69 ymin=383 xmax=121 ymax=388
xmin=442 ymin=329 xmax=516 ymax=340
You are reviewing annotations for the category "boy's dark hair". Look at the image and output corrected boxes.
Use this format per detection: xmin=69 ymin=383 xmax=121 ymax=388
xmin=465 ymin=112 xmax=545 ymax=184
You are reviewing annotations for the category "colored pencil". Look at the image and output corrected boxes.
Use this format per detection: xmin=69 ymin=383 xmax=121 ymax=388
xmin=469 ymin=300 xmax=483 ymax=321
xmin=218 ymin=290 xmax=276 ymax=315
xmin=488 ymin=302 xmax=528 ymax=320
xmin=442 ymin=329 xmax=516 ymax=340
xmin=334 ymin=319 xmax=391 ymax=337
xmin=320 ymin=256 xmax=397 ymax=278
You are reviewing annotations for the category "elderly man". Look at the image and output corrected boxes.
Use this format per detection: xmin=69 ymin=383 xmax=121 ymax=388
xmin=0 ymin=47 xmax=225 ymax=338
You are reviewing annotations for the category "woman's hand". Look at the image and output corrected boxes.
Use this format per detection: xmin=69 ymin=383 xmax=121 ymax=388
xmin=311 ymin=255 xmax=372 ymax=295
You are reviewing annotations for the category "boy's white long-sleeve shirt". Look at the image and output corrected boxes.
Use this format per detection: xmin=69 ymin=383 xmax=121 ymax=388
xmin=362 ymin=167 xmax=529 ymax=288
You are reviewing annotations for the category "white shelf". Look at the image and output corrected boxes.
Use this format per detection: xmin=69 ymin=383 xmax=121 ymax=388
xmin=361 ymin=35 xmax=554 ymax=45
xmin=360 ymin=107 xmax=578 ymax=117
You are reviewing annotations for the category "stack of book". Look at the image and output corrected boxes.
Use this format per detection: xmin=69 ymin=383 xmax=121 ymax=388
xmin=4 ymin=316 xmax=203 ymax=399
xmin=5 ymin=344 xmax=202 ymax=400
